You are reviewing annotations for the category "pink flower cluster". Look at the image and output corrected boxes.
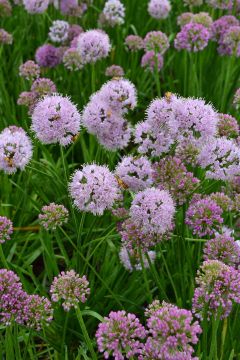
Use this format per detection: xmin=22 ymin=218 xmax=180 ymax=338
xmin=39 ymin=203 xmax=69 ymax=230
xmin=0 ymin=216 xmax=13 ymax=244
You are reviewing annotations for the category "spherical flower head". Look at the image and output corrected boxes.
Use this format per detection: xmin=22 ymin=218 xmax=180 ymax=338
xmin=177 ymin=12 xmax=194 ymax=28
xmin=0 ymin=126 xmax=33 ymax=174
xmin=63 ymin=48 xmax=84 ymax=71
xmin=209 ymin=192 xmax=233 ymax=212
xmin=102 ymin=0 xmax=125 ymax=27
xmin=35 ymin=44 xmax=62 ymax=68
xmin=19 ymin=60 xmax=40 ymax=81
xmin=119 ymin=245 xmax=156 ymax=272
xmin=17 ymin=91 xmax=38 ymax=114
xmin=31 ymin=77 xmax=57 ymax=97
xmin=211 ymin=15 xmax=239 ymax=42
xmin=142 ymin=301 xmax=201 ymax=360
xmin=39 ymin=203 xmax=69 ymax=230
xmin=23 ymin=0 xmax=49 ymax=13
xmin=58 ymin=0 xmax=86 ymax=16
xmin=67 ymin=24 xmax=83 ymax=42
xmin=186 ymin=198 xmax=223 ymax=237
xmin=148 ymin=0 xmax=171 ymax=20
xmin=0 ymin=28 xmax=13 ymax=45
xmin=49 ymin=20 xmax=70 ymax=44
xmin=130 ymin=188 xmax=175 ymax=236
xmin=144 ymin=31 xmax=170 ymax=54
xmin=22 ymin=294 xmax=53 ymax=331
xmin=206 ymin=0 xmax=233 ymax=9
xmin=105 ymin=64 xmax=124 ymax=77
xmin=125 ymin=35 xmax=144 ymax=51
xmin=50 ymin=270 xmax=90 ymax=311
xmin=218 ymin=25 xmax=240 ymax=57
xmin=192 ymin=260 xmax=240 ymax=319
xmin=115 ymin=156 xmax=153 ymax=192
xmin=0 ymin=0 xmax=12 ymax=16
xmin=197 ymin=137 xmax=240 ymax=181
xmin=31 ymin=94 xmax=81 ymax=146
xmin=96 ymin=310 xmax=146 ymax=359
xmin=99 ymin=78 xmax=137 ymax=113
xmin=203 ymin=234 xmax=240 ymax=267
xmin=193 ymin=12 xmax=213 ymax=28
xmin=217 ymin=113 xmax=239 ymax=138
xmin=0 ymin=216 xmax=13 ymax=244
xmin=77 ymin=30 xmax=111 ymax=64
xmin=174 ymin=23 xmax=210 ymax=52
xmin=141 ymin=51 xmax=164 ymax=72
xmin=175 ymin=136 xmax=200 ymax=165
xmin=153 ymin=156 xmax=199 ymax=205
xmin=69 ymin=164 xmax=121 ymax=215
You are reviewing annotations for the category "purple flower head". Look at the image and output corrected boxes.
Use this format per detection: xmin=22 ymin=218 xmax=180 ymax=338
xmin=218 ymin=25 xmax=240 ymax=57
xmin=50 ymin=270 xmax=90 ymax=311
xmin=39 ymin=203 xmax=69 ymax=230
xmin=148 ymin=0 xmax=171 ymax=20
xmin=153 ymin=156 xmax=199 ymax=205
xmin=67 ymin=24 xmax=83 ymax=42
xmin=105 ymin=65 xmax=124 ymax=77
xmin=63 ymin=48 xmax=84 ymax=71
xmin=209 ymin=192 xmax=233 ymax=212
xmin=23 ymin=0 xmax=49 ymax=13
xmin=193 ymin=260 xmax=240 ymax=319
xmin=19 ymin=60 xmax=40 ymax=80
xmin=130 ymin=188 xmax=175 ymax=236
xmin=183 ymin=0 xmax=203 ymax=6
xmin=197 ymin=137 xmax=240 ymax=181
xmin=22 ymin=294 xmax=53 ymax=331
xmin=0 ymin=28 xmax=12 ymax=44
xmin=175 ymin=136 xmax=201 ymax=165
xmin=217 ymin=113 xmax=239 ymax=138
xmin=0 ymin=216 xmax=13 ymax=244
xmin=203 ymin=234 xmax=240 ymax=267
xmin=193 ymin=12 xmax=213 ymax=28
xmin=115 ymin=156 xmax=153 ymax=192
xmin=0 ymin=0 xmax=12 ymax=16
xmin=0 ymin=126 xmax=33 ymax=174
xmin=57 ymin=0 xmax=87 ymax=16
xmin=174 ymin=23 xmax=210 ymax=52
xmin=206 ymin=0 xmax=233 ymax=9
xmin=49 ymin=20 xmax=69 ymax=43
xmin=35 ymin=44 xmax=62 ymax=68
xmin=233 ymin=88 xmax=240 ymax=109
xmin=96 ymin=310 xmax=146 ymax=359
xmin=77 ymin=30 xmax=111 ymax=64
xmin=177 ymin=12 xmax=194 ymax=27
xmin=102 ymin=0 xmax=125 ymax=27
xmin=17 ymin=91 xmax=38 ymax=114
xmin=119 ymin=245 xmax=156 ymax=272
xmin=125 ymin=35 xmax=144 ymax=51
xmin=141 ymin=51 xmax=164 ymax=72
xmin=144 ymin=31 xmax=170 ymax=54
xmin=31 ymin=77 xmax=57 ymax=97
xmin=69 ymin=164 xmax=121 ymax=215
xmin=211 ymin=15 xmax=239 ymax=42
xmin=31 ymin=94 xmax=81 ymax=146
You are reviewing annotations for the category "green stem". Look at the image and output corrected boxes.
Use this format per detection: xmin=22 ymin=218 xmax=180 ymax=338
xmin=75 ymin=306 xmax=97 ymax=360
xmin=0 ymin=244 xmax=9 ymax=269
xmin=139 ymin=247 xmax=152 ymax=303
xmin=220 ymin=318 xmax=228 ymax=360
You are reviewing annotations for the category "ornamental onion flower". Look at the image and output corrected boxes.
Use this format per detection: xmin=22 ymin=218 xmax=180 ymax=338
xmin=119 ymin=246 xmax=156 ymax=272
xmin=141 ymin=51 xmax=164 ymax=72
xmin=31 ymin=77 xmax=57 ymax=97
xmin=174 ymin=23 xmax=210 ymax=52
xmin=49 ymin=20 xmax=70 ymax=43
xmin=77 ymin=30 xmax=111 ymax=64
xmin=19 ymin=60 xmax=40 ymax=80
xmin=147 ymin=0 xmax=171 ymax=20
xmin=0 ymin=29 xmax=12 ymax=44
xmin=217 ymin=113 xmax=239 ymax=138
xmin=144 ymin=31 xmax=170 ymax=54
xmin=35 ymin=44 xmax=62 ymax=68
xmin=63 ymin=48 xmax=84 ymax=71
xmin=105 ymin=65 xmax=124 ymax=77
xmin=102 ymin=0 xmax=125 ymax=27
xmin=0 ymin=216 xmax=13 ymax=244
xmin=39 ymin=203 xmax=69 ymax=230
xmin=125 ymin=35 xmax=144 ymax=51
xmin=0 ymin=0 xmax=12 ymax=16
xmin=23 ymin=0 xmax=49 ymax=13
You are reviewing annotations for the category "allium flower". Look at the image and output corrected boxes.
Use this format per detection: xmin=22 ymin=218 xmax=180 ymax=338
xmin=125 ymin=35 xmax=144 ymax=51
xmin=174 ymin=23 xmax=210 ymax=52
xmin=19 ymin=60 xmax=40 ymax=80
xmin=17 ymin=91 xmax=38 ymax=114
xmin=183 ymin=0 xmax=203 ymax=5
xmin=193 ymin=12 xmax=213 ymax=28
xmin=185 ymin=198 xmax=223 ymax=237
xmin=99 ymin=78 xmax=137 ymax=113
xmin=203 ymin=234 xmax=240 ymax=267
xmin=31 ymin=94 xmax=81 ymax=146
xmin=69 ymin=164 xmax=121 ymax=215
xmin=175 ymin=137 xmax=200 ymax=165
xmin=49 ymin=20 xmax=69 ymax=43
xmin=217 ymin=113 xmax=239 ymax=138
xmin=82 ymin=95 xmax=131 ymax=150
xmin=105 ymin=65 xmax=124 ymax=77
xmin=192 ymin=260 xmax=240 ymax=319
xmin=209 ymin=192 xmax=233 ymax=212
xmin=119 ymin=246 xmax=156 ymax=272
xmin=0 ymin=126 xmax=33 ymax=174
xmin=23 ymin=0 xmax=49 ymax=13
xmin=96 ymin=310 xmax=146 ymax=359
xmin=39 ymin=203 xmax=69 ymax=230
xmin=115 ymin=156 xmax=153 ymax=192
xmin=0 ymin=29 xmax=12 ymax=44
xmin=141 ymin=301 xmax=201 ymax=360
xmin=57 ymin=0 xmax=88 ymax=16
xmin=35 ymin=44 xmax=62 ymax=68
xmin=177 ymin=12 xmax=194 ymax=27
xmin=211 ymin=16 xmax=239 ymax=42
xmin=67 ymin=24 xmax=83 ymax=42
xmin=233 ymin=88 xmax=240 ymax=109
xmin=63 ymin=48 xmax=84 ymax=70
xmin=218 ymin=26 xmax=240 ymax=57
xmin=0 ymin=0 xmax=12 ymax=16
xmin=0 ymin=216 xmax=13 ymax=244
xmin=22 ymin=295 xmax=53 ymax=331
xmin=206 ymin=0 xmax=233 ymax=9
xmin=102 ymin=0 xmax=125 ymax=26
xmin=197 ymin=137 xmax=240 ymax=181
xmin=141 ymin=51 xmax=164 ymax=72
xmin=153 ymin=156 xmax=199 ymax=205
xmin=31 ymin=77 xmax=57 ymax=97
xmin=147 ymin=0 xmax=171 ymax=20
xmin=50 ymin=270 xmax=90 ymax=311
xmin=130 ymin=188 xmax=175 ymax=236
xmin=77 ymin=30 xmax=111 ymax=64
xmin=144 ymin=31 xmax=170 ymax=54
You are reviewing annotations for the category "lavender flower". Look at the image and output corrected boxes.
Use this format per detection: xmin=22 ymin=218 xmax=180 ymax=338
xmin=115 ymin=156 xmax=153 ymax=192
xmin=147 ymin=0 xmax=171 ymax=20
xmin=102 ymin=0 xmax=125 ymax=27
xmin=77 ymin=30 xmax=111 ymax=64
xmin=31 ymin=77 xmax=57 ymax=97
xmin=49 ymin=20 xmax=69 ymax=43
xmin=105 ymin=65 xmax=124 ymax=77
xmin=69 ymin=164 xmax=121 ymax=215
xmin=119 ymin=246 xmax=156 ymax=272
xmin=0 ymin=216 xmax=13 ymax=244
xmin=193 ymin=260 xmax=240 ymax=319
xmin=130 ymin=188 xmax=175 ymax=236
xmin=141 ymin=51 xmax=164 ymax=72
xmin=23 ymin=0 xmax=49 ymax=13
xmin=144 ymin=31 xmax=170 ymax=54
xmin=0 ymin=0 xmax=12 ymax=16
xmin=31 ymin=94 xmax=81 ymax=146
xmin=35 ymin=44 xmax=62 ymax=68
xmin=174 ymin=23 xmax=210 ymax=52
xmin=0 ymin=126 xmax=33 ymax=174
xmin=39 ymin=203 xmax=69 ymax=230
xmin=50 ymin=270 xmax=90 ymax=311
xmin=63 ymin=48 xmax=84 ymax=71
xmin=186 ymin=198 xmax=223 ymax=237
xmin=96 ymin=310 xmax=146 ymax=359
xmin=19 ymin=60 xmax=40 ymax=80
xmin=125 ymin=35 xmax=144 ymax=51
xmin=203 ymin=234 xmax=240 ymax=266
xmin=0 ymin=29 xmax=12 ymax=44
xmin=217 ymin=113 xmax=239 ymax=138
